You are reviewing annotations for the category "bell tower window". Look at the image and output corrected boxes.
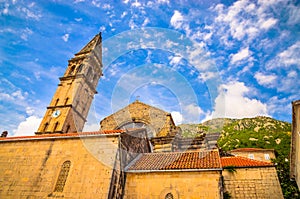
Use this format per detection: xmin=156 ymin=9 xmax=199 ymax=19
xmin=43 ymin=122 xmax=49 ymax=132
xmin=64 ymin=97 xmax=69 ymax=105
xmin=53 ymin=122 xmax=59 ymax=132
xmin=77 ymin=64 xmax=83 ymax=73
xmin=68 ymin=65 xmax=76 ymax=75
xmin=55 ymin=98 xmax=59 ymax=106
xmin=66 ymin=125 xmax=70 ymax=133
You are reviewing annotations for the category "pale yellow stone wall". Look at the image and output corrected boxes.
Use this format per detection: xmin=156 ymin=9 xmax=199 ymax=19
xmin=0 ymin=135 xmax=118 ymax=198
xmin=223 ymin=167 xmax=283 ymax=199
xmin=230 ymin=150 xmax=275 ymax=162
xmin=124 ymin=171 xmax=221 ymax=199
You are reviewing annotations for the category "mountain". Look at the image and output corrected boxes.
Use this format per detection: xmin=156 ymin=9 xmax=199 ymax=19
xmin=179 ymin=116 xmax=291 ymax=156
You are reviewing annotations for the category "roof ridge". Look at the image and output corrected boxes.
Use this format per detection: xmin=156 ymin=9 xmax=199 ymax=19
xmin=144 ymin=150 xmax=216 ymax=156
xmin=0 ymin=129 xmax=127 ymax=140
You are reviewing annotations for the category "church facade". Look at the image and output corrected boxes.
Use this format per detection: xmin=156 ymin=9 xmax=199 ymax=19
xmin=0 ymin=33 xmax=284 ymax=198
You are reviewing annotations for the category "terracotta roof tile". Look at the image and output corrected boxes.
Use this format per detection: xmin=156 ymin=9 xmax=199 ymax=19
xmin=0 ymin=130 xmax=126 ymax=141
xmin=221 ymin=156 xmax=273 ymax=168
xmin=126 ymin=150 xmax=221 ymax=171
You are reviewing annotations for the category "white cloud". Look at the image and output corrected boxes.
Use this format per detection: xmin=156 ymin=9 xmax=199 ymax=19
xmin=287 ymin=4 xmax=300 ymax=25
xmin=75 ymin=18 xmax=83 ymax=22
xmin=254 ymin=72 xmax=277 ymax=86
xmin=198 ymin=71 xmax=217 ymax=81
xmin=62 ymin=34 xmax=69 ymax=42
xmin=169 ymin=55 xmax=182 ymax=65
xmin=21 ymin=7 xmax=41 ymax=20
xmin=170 ymin=10 xmax=184 ymax=29
xmin=230 ymin=47 xmax=251 ymax=64
xmin=278 ymin=41 xmax=300 ymax=66
xmin=212 ymin=0 xmax=279 ymax=44
xmin=260 ymin=18 xmax=277 ymax=30
xmin=13 ymin=116 xmax=42 ymax=136
xmin=288 ymin=70 xmax=297 ymax=78
xmin=20 ymin=27 xmax=33 ymax=41
xmin=131 ymin=0 xmax=142 ymax=7
xmin=171 ymin=111 xmax=183 ymax=125
xmin=157 ymin=0 xmax=169 ymax=4
xmin=102 ymin=3 xmax=112 ymax=10
xmin=2 ymin=3 xmax=9 ymax=15
xmin=83 ymin=122 xmax=99 ymax=132
xmin=74 ymin=0 xmax=86 ymax=3
xmin=266 ymin=41 xmax=300 ymax=72
xmin=142 ymin=17 xmax=150 ymax=27
xmin=182 ymin=104 xmax=205 ymax=123
xmin=121 ymin=11 xmax=127 ymax=18
xmin=211 ymin=81 xmax=268 ymax=119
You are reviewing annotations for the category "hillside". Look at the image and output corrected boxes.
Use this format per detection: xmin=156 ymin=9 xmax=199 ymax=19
xmin=179 ymin=116 xmax=291 ymax=155
xmin=179 ymin=116 xmax=300 ymax=198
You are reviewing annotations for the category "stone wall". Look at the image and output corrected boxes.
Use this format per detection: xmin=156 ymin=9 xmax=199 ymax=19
xmin=223 ymin=167 xmax=283 ymax=199
xmin=100 ymin=101 xmax=177 ymax=137
xmin=229 ymin=150 xmax=275 ymax=162
xmin=124 ymin=171 xmax=222 ymax=199
xmin=0 ymin=135 xmax=119 ymax=198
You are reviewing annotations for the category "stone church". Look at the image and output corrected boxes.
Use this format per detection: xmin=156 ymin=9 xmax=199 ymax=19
xmin=0 ymin=33 xmax=283 ymax=198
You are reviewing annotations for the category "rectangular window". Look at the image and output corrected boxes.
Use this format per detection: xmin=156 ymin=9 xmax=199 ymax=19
xmin=248 ymin=154 xmax=254 ymax=159
xmin=264 ymin=154 xmax=270 ymax=160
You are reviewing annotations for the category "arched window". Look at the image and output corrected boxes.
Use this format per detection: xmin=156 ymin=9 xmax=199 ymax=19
xmin=165 ymin=193 xmax=174 ymax=199
xmin=92 ymin=74 xmax=98 ymax=83
xmin=68 ymin=65 xmax=76 ymax=75
xmin=64 ymin=97 xmax=69 ymax=105
xmin=54 ymin=161 xmax=71 ymax=192
xmin=65 ymin=125 xmax=70 ymax=134
xmin=53 ymin=122 xmax=59 ymax=132
xmin=55 ymin=98 xmax=59 ymax=106
xmin=77 ymin=64 xmax=83 ymax=73
xmin=43 ymin=122 xmax=49 ymax=132
xmin=86 ymin=67 xmax=93 ymax=79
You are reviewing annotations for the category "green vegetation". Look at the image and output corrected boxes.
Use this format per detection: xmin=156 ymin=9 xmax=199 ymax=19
xmin=180 ymin=116 xmax=300 ymax=198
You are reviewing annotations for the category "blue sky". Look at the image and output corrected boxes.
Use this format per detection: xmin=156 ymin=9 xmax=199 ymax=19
xmin=0 ymin=0 xmax=299 ymax=136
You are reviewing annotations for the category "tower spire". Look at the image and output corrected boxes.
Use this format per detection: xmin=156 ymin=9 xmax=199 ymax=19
xmin=36 ymin=33 xmax=102 ymax=135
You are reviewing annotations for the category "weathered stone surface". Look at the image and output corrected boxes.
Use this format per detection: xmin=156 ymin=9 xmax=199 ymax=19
xmin=100 ymin=100 xmax=178 ymax=137
xmin=223 ymin=167 xmax=283 ymax=199
xmin=124 ymin=171 xmax=222 ymax=199
xmin=0 ymin=135 xmax=117 ymax=198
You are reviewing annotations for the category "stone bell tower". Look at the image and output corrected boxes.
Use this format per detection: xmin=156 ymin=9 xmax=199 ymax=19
xmin=36 ymin=33 xmax=102 ymax=134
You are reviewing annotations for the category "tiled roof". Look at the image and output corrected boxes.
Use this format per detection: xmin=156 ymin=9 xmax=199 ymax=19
xmin=126 ymin=150 xmax=221 ymax=171
xmin=0 ymin=130 xmax=126 ymax=141
xmin=229 ymin=148 xmax=274 ymax=152
xmin=221 ymin=156 xmax=273 ymax=168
